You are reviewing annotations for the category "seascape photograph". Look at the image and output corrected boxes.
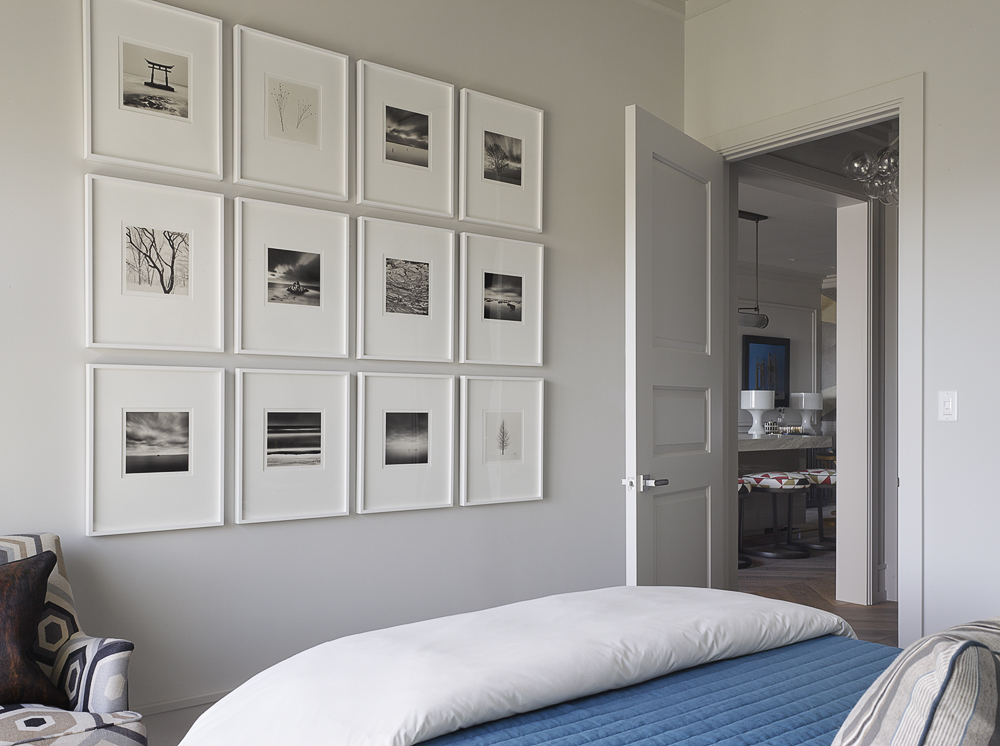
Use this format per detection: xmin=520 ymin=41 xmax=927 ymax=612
xmin=266 ymin=74 xmax=321 ymax=148
xmin=123 ymin=225 xmax=190 ymax=296
xmin=120 ymin=40 xmax=190 ymax=120
xmin=483 ymin=271 xmax=523 ymax=322
xmin=265 ymin=411 xmax=322 ymax=468
xmin=267 ymin=247 xmax=321 ymax=306
xmin=483 ymin=130 xmax=523 ymax=187
xmin=124 ymin=410 xmax=190 ymax=474
xmin=384 ymin=105 xmax=429 ymax=167
xmin=384 ymin=257 xmax=429 ymax=315
xmin=484 ymin=410 xmax=523 ymax=463
xmin=384 ymin=411 xmax=429 ymax=466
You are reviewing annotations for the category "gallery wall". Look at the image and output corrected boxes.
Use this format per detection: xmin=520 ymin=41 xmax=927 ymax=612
xmin=686 ymin=0 xmax=1000 ymax=635
xmin=0 ymin=0 xmax=684 ymax=711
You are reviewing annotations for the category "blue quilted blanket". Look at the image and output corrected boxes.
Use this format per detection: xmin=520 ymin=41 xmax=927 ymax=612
xmin=425 ymin=635 xmax=899 ymax=746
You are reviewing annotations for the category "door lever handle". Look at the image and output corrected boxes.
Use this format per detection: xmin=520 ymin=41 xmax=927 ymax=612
xmin=621 ymin=475 xmax=670 ymax=491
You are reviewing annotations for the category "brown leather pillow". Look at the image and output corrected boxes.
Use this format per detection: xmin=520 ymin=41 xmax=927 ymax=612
xmin=0 ymin=551 xmax=70 ymax=708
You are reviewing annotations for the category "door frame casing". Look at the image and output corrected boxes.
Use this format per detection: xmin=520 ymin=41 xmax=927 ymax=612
xmin=700 ymin=73 xmax=925 ymax=645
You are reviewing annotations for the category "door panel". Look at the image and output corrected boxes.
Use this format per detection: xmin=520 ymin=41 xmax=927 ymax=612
xmin=653 ymin=488 xmax=711 ymax=588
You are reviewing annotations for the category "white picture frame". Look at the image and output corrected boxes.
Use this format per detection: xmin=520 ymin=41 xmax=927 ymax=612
xmin=236 ymin=369 xmax=350 ymax=524
xmin=87 ymin=363 xmax=224 ymax=536
xmin=235 ymin=198 xmax=350 ymax=358
xmin=357 ymin=60 xmax=454 ymax=218
xmin=234 ymin=26 xmax=349 ymax=201
xmin=357 ymin=373 xmax=455 ymax=514
xmin=86 ymin=174 xmax=224 ymax=352
xmin=460 ymin=233 xmax=544 ymax=366
xmin=358 ymin=217 xmax=455 ymax=362
xmin=461 ymin=376 xmax=544 ymax=506
xmin=83 ymin=0 xmax=223 ymax=180
xmin=459 ymin=89 xmax=543 ymax=233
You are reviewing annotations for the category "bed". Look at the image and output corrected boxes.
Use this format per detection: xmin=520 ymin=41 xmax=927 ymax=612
xmin=177 ymin=586 xmax=918 ymax=746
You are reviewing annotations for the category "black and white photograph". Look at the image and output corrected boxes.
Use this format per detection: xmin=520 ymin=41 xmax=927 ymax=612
xmin=384 ymin=105 xmax=429 ymax=167
xmin=267 ymin=247 xmax=321 ymax=306
xmin=120 ymin=40 xmax=190 ymax=119
xmin=123 ymin=225 xmax=190 ymax=296
xmin=385 ymin=257 xmax=430 ymax=316
xmin=265 ymin=411 xmax=322 ymax=468
xmin=483 ymin=410 xmax=523 ymax=463
xmin=124 ymin=410 xmax=190 ymax=474
xmin=483 ymin=130 xmax=523 ymax=187
xmin=483 ymin=271 xmax=522 ymax=322
xmin=384 ymin=411 xmax=429 ymax=465
xmin=265 ymin=74 xmax=321 ymax=148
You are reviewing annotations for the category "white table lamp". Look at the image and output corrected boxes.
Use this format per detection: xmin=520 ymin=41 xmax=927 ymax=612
xmin=790 ymin=392 xmax=823 ymax=435
xmin=741 ymin=389 xmax=775 ymax=438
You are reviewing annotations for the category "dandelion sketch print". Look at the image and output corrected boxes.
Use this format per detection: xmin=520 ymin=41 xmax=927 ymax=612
xmin=265 ymin=74 xmax=321 ymax=148
xmin=267 ymin=247 xmax=321 ymax=306
xmin=266 ymin=411 xmax=322 ymax=468
xmin=484 ymin=410 xmax=522 ymax=463
xmin=483 ymin=272 xmax=522 ymax=322
xmin=123 ymin=225 xmax=190 ymax=296
xmin=384 ymin=411 xmax=429 ymax=465
xmin=483 ymin=131 xmax=522 ymax=187
xmin=384 ymin=105 xmax=429 ymax=168
xmin=124 ymin=410 xmax=190 ymax=474
xmin=120 ymin=40 xmax=190 ymax=120
xmin=384 ymin=257 xmax=429 ymax=316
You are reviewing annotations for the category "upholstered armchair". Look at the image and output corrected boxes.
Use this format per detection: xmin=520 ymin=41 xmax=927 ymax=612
xmin=0 ymin=534 xmax=146 ymax=746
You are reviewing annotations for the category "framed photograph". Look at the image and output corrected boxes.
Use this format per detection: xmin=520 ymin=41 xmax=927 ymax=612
xmin=234 ymin=26 xmax=349 ymax=201
xmin=460 ymin=233 xmax=543 ymax=366
xmin=236 ymin=369 xmax=350 ymax=524
xmin=358 ymin=217 xmax=455 ymax=362
xmin=742 ymin=334 xmax=791 ymax=408
xmin=83 ymin=0 xmax=222 ymax=180
xmin=461 ymin=376 xmax=543 ymax=506
xmin=459 ymin=89 xmax=543 ymax=233
xmin=86 ymin=174 xmax=223 ymax=351
xmin=357 ymin=60 xmax=454 ymax=218
xmin=87 ymin=364 xmax=224 ymax=536
xmin=357 ymin=373 xmax=455 ymax=514
xmin=235 ymin=198 xmax=349 ymax=357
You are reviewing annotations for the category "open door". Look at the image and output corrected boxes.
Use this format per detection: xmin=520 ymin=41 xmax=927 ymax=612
xmin=624 ymin=105 xmax=728 ymax=588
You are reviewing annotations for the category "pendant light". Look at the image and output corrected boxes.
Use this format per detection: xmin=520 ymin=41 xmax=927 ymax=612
xmin=738 ymin=210 xmax=769 ymax=329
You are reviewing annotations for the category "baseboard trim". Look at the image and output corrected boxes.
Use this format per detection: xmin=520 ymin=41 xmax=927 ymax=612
xmin=134 ymin=690 xmax=230 ymax=716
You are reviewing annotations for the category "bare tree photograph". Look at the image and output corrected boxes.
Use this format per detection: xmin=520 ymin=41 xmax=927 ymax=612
xmin=265 ymin=74 xmax=321 ymax=148
xmin=120 ymin=40 xmax=190 ymax=120
xmin=124 ymin=410 xmax=190 ymax=474
xmin=123 ymin=225 xmax=190 ymax=296
xmin=384 ymin=105 xmax=429 ymax=167
xmin=483 ymin=130 xmax=522 ymax=187
xmin=384 ymin=257 xmax=430 ymax=316
xmin=267 ymin=247 xmax=321 ymax=306
xmin=484 ymin=410 xmax=523 ymax=463
xmin=483 ymin=271 xmax=522 ymax=322
xmin=265 ymin=411 xmax=322 ymax=468
xmin=384 ymin=411 xmax=429 ymax=465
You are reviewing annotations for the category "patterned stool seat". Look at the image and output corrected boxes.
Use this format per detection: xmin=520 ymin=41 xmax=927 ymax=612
xmin=804 ymin=467 xmax=836 ymax=485
xmin=738 ymin=471 xmax=809 ymax=490
xmin=0 ymin=706 xmax=145 ymax=746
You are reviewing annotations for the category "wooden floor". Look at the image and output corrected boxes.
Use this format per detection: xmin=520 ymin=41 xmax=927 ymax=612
xmin=738 ymin=551 xmax=899 ymax=647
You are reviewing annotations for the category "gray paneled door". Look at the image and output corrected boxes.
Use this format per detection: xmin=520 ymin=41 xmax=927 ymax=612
xmin=624 ymin=105 xmax=726 ymax=588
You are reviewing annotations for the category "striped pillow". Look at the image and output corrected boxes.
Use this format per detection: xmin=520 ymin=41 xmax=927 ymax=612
xmin=833 ymin=619 xmax=1000 ymax=745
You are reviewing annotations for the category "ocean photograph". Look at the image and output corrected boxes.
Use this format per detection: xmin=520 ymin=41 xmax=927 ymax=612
xmin=384 ymin=412 xmax=429 ymax=465
xmin=120 ymin=41 xmax=190 ymax=120
xmin=385 ymin=105 xmax=429 ymax=168
xmin=267 ymin=246 xmax=321 ymax=306
xmin=385 ymin=257 xmax=429 ymax=315
xmin=483 ymin=271 xmax=523 ymax=322
xmin=266 ymin=411 xmax=322 ymax=468
xmin=483 ymin=130 xmax=523 ymax=187
xmin=125 ymin=411 xmax=190 ymax=474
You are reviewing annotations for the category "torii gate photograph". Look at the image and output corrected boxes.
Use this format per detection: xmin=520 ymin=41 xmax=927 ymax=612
xmin=120 ymin=39 xmax=189 ymax=119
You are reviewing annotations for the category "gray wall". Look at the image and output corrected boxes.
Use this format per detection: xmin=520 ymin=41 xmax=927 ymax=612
xmin=0 ymin=0 xmax=684 ymax=710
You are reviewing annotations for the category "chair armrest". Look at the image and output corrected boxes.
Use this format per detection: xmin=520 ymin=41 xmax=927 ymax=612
xmin=52 ymin=633 xmax=136 ymax=712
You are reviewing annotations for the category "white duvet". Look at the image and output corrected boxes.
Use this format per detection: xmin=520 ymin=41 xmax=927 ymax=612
xmin=180 ymin=586 xmax=854 ymax=746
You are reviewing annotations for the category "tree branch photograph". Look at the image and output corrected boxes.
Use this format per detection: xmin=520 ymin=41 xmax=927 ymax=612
xmin=484 ymin=410 xmax=522 ymax=463
xmin=483 ymin=130 xmax=522 ymax=187
xmin=123 ymin=225 xmax=190 ymax=296
xmin=265 ymin=74 xmax=321 ymax=148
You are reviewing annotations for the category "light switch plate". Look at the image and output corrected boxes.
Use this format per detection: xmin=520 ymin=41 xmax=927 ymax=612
xmin=938 ymin=390 xmax=958 ymax=421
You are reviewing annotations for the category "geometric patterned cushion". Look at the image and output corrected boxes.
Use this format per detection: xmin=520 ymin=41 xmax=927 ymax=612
xmin=804 ymin=468 xmax=837 ymax=485
xmin=738 ymin=471 xmax=809 ymax=490
xmin=832 ymin=618 xmax=1000 ymax=746
xmin=0 ymin=705 xmax=145 ymax=746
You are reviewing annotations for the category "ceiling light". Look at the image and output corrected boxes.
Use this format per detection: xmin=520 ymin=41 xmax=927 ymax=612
xmin=843 ymin=145 xmax=899 ymax=205
xmin=738 ymin=210 xmax=769 ymax=329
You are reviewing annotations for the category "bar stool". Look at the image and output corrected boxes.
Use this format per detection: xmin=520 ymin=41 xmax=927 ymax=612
xmin=738 ymin=471 xmax=811 ymax=559
xmin=803 ymin=467 xmax=836 ymax=547
xmin=737 ymin=481 xmax=753 ymax=569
